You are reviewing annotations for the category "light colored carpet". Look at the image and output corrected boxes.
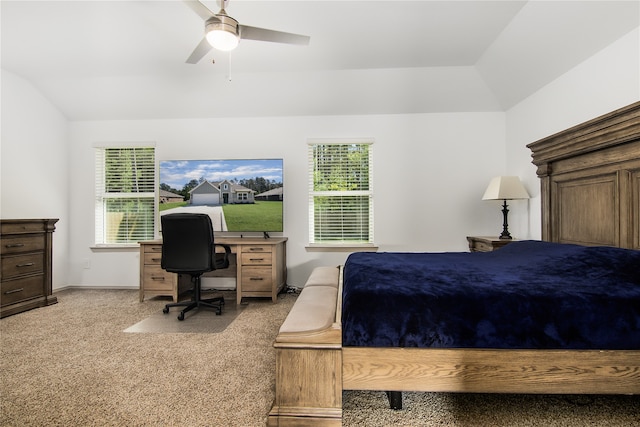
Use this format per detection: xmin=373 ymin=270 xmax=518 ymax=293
xmin=1 ymin=289 xmax=639 ymax=426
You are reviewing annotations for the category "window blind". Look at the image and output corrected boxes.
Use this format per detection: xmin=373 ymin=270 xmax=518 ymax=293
xmin=308 ymin=140 xmax=374 ymax=244
xmin=95 ymin=146 xmax=156 ymax=245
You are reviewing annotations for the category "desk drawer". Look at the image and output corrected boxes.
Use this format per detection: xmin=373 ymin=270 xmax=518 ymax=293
xmin=144 ymin=252 xmax=163 ymax=265
xmin=142 ymin=265 xmax=175 ymax=291
xmin=241 ymin=266 xmax=273 ymax=291
xmin=1 ymin=275 xmax=44 ymax=306
xmin=1 ymin=235 xmax=45 ymax=255
xmin=241 ymin=252 xmax=272 ymax=266
xmin=2 ymin=253 xmax=44 ymax=279
xmin=144 ymin=244 xmax=163 ymax=254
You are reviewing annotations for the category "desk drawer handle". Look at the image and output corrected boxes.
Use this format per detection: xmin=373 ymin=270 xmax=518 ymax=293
xmin=249 ymin=258 xmax=264 ymax=262
xmin=249 ymin=277 xmax=264 ymax=281
xmin=249 ymin=248 xmax=264 ymax=251
xmin=16 ymin=262 xmax=35 ymax=267
xmin=151 ymin=258 xmax=161 ymax=262
xmin=151 ymin=276 xmax=165 ymax=281
xmin=151 ymin=247 xmax=162 ymax=252
xmin=5 ymin=243 xmax=25 ymax=248
xmin=4 ymin=288 xmax=24 ymax=295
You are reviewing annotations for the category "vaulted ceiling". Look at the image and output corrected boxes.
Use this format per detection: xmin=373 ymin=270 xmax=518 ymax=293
xmin=2 ymin=1 xmax=638 ymax=120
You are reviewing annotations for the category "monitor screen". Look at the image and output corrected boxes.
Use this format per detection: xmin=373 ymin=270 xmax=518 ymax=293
xmin=159 ymin=159 xmax=283 ymax=233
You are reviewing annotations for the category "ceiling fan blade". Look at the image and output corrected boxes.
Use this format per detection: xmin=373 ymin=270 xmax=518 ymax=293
xmin=182 ymin=0 xmax=216 ymax=21
xmin=186 ymin=37 xmax=213 ymax=64
xmin=239 ymin=25 xmax=310 ymax=45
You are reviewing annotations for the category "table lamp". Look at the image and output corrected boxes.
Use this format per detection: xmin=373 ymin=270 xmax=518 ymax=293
xmin=482 ymin=176 xmax=530 ymax=239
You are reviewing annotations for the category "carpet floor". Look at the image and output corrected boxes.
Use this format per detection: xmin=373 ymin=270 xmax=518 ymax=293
xmin=1 ymin=288 xmax=638 ymax=426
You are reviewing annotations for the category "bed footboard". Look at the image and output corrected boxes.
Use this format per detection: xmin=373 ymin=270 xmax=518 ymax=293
xmin=268 ymin=266 xmax=343 ymax=426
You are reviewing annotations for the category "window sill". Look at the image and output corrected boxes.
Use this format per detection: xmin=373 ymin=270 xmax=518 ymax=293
xmin=90 ymin=244 xmax=140 ymax=251
xmin=305 ymin=243 xmax=378 ymax=253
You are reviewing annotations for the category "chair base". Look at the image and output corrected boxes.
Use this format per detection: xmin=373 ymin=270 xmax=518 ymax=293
xmin=163 ymin=296 xmax=225 ymax=320
xmin=162 ymin=274 xmax=225 ymax=320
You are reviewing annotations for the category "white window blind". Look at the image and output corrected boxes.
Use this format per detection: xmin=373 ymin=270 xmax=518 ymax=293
xmin=308 ymin=139 xmax=374 ymax=245
xmin=95 ymin=146 xmax=156 ymax=245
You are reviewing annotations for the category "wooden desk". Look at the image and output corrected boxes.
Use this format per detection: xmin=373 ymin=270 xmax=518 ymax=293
xmin=139 ymin=237 xmax=287 ymax=304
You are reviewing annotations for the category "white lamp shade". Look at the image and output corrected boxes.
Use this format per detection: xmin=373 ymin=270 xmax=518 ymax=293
xmin=482 ymin=176 xmax=530 ymax=200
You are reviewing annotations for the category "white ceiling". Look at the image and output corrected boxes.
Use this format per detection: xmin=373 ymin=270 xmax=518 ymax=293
xmin=2 ymin=0 xmax=638 ymax=120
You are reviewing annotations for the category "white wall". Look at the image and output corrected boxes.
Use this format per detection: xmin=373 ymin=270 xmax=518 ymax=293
xmin=505 ymin=28 xmax=640 ymax=240
xmin=67 ymin=113 xmax=506 ymax=289
xmin=3 ymin=27 xmax=637 ymax=291
xmin=1 ymin=69 xmax=70 ymax=288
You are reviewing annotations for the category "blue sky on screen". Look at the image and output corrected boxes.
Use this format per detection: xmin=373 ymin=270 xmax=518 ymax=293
xmin=160 ymin=159 xmax=283 ymax=190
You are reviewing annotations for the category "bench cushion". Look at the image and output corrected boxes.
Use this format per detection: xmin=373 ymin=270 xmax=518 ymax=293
xmin=279 ymin=285 xmax=337 ymax=334
xmin=304 ymin=266 xmax=340 ymax=288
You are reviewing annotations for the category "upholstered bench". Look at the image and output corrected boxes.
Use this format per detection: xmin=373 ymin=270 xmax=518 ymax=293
xmin=277 ymin=266 xmax=340 ymax=335
xmin=268 ymin=266 xmax=343 ymax=426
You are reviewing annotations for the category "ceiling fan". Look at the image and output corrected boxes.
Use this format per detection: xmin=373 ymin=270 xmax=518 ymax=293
xmin=183 ymin=0 xmax=310 ymax=64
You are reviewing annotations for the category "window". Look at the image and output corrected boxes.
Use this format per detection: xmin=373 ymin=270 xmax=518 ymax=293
xmin=95 ymin=145 xmax=156 ymax=245
xmin=308 ymin=139 xmax=374 ymax=245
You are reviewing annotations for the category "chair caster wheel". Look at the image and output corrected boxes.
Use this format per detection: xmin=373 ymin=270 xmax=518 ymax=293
xmin=163 ymin=307 xmax=169 ymax=314
xmin=178 ymin=313 xmax=185 ymax=321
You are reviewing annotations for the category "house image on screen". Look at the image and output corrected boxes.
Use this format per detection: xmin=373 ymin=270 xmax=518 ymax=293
xmin=159 ymin=189 xmax=184 ymax=204
xmin=255 ymin=187 xmax=283 ymax=201
xmin=189 ymin=180 xmax=255 ymax=205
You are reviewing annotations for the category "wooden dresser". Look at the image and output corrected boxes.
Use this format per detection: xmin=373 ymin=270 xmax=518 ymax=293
xmin=139 ymin=237 xmax=287 ymax=304
xmin=1 ymin=219 xmax=58 ymax=318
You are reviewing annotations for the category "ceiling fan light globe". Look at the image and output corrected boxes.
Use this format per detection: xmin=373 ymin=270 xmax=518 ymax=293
xmin=205 ymin=16 xmax=240 ymax=51
xmin=206 ymin=29 xmax=239 ymax=51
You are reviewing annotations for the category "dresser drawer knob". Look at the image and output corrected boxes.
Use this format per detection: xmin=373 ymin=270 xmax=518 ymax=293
xmin=16 ymin=262 xmax=35 ymax=267
xmin=5 ymin=243 xmax=25 ymax=248
xmin=4 ymin=288 xmax=24 ymax=295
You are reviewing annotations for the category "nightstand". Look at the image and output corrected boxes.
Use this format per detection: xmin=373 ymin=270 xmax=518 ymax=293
xmin=466 ymin=236 xmax=517 ymax=252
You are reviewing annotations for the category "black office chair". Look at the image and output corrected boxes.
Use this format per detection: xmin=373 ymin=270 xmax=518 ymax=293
xmin=160 ymin=213 xmax=232 ymax=321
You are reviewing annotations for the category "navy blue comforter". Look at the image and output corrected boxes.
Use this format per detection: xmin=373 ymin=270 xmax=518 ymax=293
xmin=342 ymin=241 xmax=640 ymax=349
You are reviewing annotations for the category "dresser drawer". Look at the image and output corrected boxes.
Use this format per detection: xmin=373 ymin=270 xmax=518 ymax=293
xmin=2 ymin=253 xmax=44 ymax=279
xmin=1 ymin=275 xmax=44 ymax=306
xmin=1 ymin=221 xmax=48 ymax=235
xmin=1 ymin=235 xmax=45 ymax=255
xmin=241 ymin=266 xmax=273 ymax=291
xmin=241 ymin=252 xmax=272 ymax=266
xmin=142 ymin=265 xmax=175 ymax=291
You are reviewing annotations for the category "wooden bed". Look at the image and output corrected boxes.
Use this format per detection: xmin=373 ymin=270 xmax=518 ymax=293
xmin=268 ymin=101 xmax=640 ymax=426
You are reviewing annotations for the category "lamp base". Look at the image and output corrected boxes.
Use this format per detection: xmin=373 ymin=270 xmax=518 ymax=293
xmin=499 ymin=199 xmax=512 ymax=240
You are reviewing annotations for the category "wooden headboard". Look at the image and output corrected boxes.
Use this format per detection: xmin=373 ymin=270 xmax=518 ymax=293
xmin=527 ymin=101 xmax=640 ymax=250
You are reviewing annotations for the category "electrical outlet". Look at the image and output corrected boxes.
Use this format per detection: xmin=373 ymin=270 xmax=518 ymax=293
xmin=83 ymin=259 xmax=91 ymax=269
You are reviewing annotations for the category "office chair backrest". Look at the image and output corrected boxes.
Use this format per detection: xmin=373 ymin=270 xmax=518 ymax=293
xmin=161 ymin=213 xmax=214 ymax=274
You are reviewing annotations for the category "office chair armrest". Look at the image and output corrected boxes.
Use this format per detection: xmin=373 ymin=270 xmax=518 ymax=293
xmin=213 ymin=243 xmax=232 ymax=269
